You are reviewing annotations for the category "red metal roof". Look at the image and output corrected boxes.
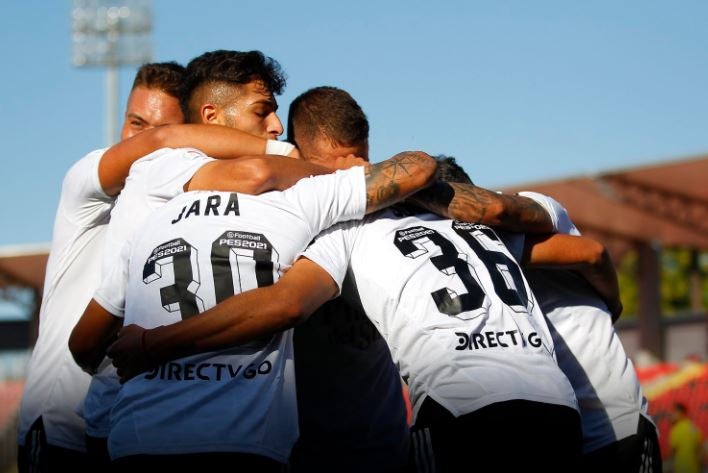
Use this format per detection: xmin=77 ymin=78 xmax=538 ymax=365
xmin=501 ymin=155 xmax=708 ymax=255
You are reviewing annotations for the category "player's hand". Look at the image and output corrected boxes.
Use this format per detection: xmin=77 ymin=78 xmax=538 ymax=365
xmin=107 ymin=324 xmax=155 ymax=383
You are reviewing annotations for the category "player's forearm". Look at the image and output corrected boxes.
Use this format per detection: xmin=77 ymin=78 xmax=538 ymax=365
xmin=188 ymin=155 xmax=333 ymax=194
xmin=99 ymin=124 xmax=268 ymax=196
xmin=364 ymin=151 xmax=437 ymax=213
xmin=69 ymin=300 xmax=121 ymax=374
xmin=144 ymin=124 xmax=267 ymax=159
xmin=111 ymin=260 xmax=336 ymax=380
xmin=142 ymin=286 xmax=299 ymax=363
xmin=411 ymin=182 xmax=554 ymax=233
xmin=490 ymin=192 xmax=555 ymax=233
xmin=524 ymin=234 xmax=623 ymax=320
xmin=141 ymin=279 xmax=330 ymax=365
xmin=573 ymin=248 xmax=623 ymax=321
xmin=69 ymin=336 xmax=107 ymax=375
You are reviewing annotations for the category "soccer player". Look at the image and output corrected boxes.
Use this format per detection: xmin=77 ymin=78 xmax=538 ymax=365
xmin=78 ymin=50 xmax=325 ymax=467
xmin=286 ymin=87 xmax=411 ymax=473
xmin=412 ymin=173 xmax=660 ymax=471
xmin=16 ymin=62 xmax=188 ymax=473
xmin=516 ymin=192 xmax=661 ymax=472
xmin=285 ymin=88 xmax=584 ymax=472
xmin=299 ymin=167 xmax=587 ymax=473
xmin=19 ymin=54 xmax=328 ymax=472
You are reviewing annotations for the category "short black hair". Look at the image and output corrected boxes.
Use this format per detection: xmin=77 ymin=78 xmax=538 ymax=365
xmin=435 ymin=155 xmax=473 ymax=185
xmin=287 ymin=86 xmax=369 ymax=148
xmin=181 ymin=50 xmax=286 ymax=120
xmin=132 ymin=61 xmax=186 ymax=99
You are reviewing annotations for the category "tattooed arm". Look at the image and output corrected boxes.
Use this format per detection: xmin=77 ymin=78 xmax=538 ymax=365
xmin=410 ymin=181 xmax=554 ymax=233
xmin=364 ymin=151 xmax=438 ymax=213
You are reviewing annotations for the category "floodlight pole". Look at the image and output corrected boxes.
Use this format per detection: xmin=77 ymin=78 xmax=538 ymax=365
xmin=106 ymin=21 xmax=119 ymax=145
xmin=106 ymin=66 xmax=119 ymax=145
xmin=71 ymin=0 xmax=153 ymax=147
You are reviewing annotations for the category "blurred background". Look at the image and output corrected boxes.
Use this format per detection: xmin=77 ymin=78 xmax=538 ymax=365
xmin=0 ymin=1 xmax=706 ymax=471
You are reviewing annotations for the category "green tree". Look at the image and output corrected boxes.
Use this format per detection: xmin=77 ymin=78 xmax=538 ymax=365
xmin=616 ymin=248 xmax=706 ymax=318
xmin=617 ymin=250 xmax=638 ymax=318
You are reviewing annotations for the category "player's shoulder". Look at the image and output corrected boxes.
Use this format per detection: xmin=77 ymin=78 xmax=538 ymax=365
xmin=59 ymin=147 xmax=114 ymax=206
xmin=63 ymin=147 xmax=109 ymax=182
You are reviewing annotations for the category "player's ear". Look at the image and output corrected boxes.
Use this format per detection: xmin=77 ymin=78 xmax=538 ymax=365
xmin=201 ymin=103 xmax=220 ymax=124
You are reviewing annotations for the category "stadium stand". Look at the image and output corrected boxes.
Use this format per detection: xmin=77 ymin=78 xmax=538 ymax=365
xmin=639 ymin=360 xmax=708 ymax=459
xmin=0 ymin=380 xmax=23 ymax=473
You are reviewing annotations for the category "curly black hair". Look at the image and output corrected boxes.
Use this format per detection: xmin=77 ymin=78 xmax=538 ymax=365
xmin=181 ymin=50 xmax=286 ymax=120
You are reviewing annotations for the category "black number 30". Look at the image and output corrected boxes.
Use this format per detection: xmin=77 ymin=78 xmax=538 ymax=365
xmin=143 ymin=232 xmax=279 ymax=320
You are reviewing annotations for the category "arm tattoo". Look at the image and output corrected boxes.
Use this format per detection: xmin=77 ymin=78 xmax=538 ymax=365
xmin=447 ymin=183 xmax=495 ymax=222
xmin=497 ymin=194 xmax=552 ymax=231
xmin=411 ymin=182 xmax=494 ymax=222
xmin=412 ymin=182 xmax=554 ymax=232
xmin=364 ymin=152 xmax=436 ymax=213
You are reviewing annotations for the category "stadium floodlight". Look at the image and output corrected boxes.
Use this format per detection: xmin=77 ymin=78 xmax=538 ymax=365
xmin=71 ymin=0 xmax=153 ymax=145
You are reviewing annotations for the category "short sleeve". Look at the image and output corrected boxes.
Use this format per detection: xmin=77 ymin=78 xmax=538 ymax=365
xmin=93 ymin=238 xmax=132 ymax=318
xmin=59 ymin=148 xmax=114 ymax=227
xmin=285 ymin=166 xmax=367 ymax=235
xmin=265 ymin=139 xmax=296 ymax=156
xmin=517 ymin=191 xmax=580 ymax=236
xmin=301 ymin=220 xmax=362 ymax=293
xmin=141 ymin=147 xmax=214 ymax=202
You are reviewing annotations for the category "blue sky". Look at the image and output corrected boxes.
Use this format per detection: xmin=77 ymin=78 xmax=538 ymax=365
xmin=2 ymin=0 xmax=707 ymax=247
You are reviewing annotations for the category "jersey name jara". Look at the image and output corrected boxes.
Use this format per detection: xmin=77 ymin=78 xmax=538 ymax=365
xmin=172 ymin=193 xmax=240 ymax=225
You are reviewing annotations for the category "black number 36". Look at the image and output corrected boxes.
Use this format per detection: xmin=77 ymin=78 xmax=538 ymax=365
xmin=393 ymin=222 xmax=530 ymax=319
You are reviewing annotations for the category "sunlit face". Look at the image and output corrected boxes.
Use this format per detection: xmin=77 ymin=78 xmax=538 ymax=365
xmin=217 ymin=81 xmax=283 ymax=139
xmin=297 ymin=133 xmax=369 ymax=169
xmin=120 ymin=86 xmax=184 ymax=140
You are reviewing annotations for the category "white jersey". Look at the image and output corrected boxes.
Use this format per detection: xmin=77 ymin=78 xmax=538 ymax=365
xmin=82 ymin=147 xmax=212 ymax=438
xmin=18 ymin=148 xmax=113 ymax=451
xmin=304 ymin=209 xmax=577 ymax=424
xmin=518 ymin=191 xmax=648 ymax=453
xmin=94 ymin=167 xmax=366 ymax=461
